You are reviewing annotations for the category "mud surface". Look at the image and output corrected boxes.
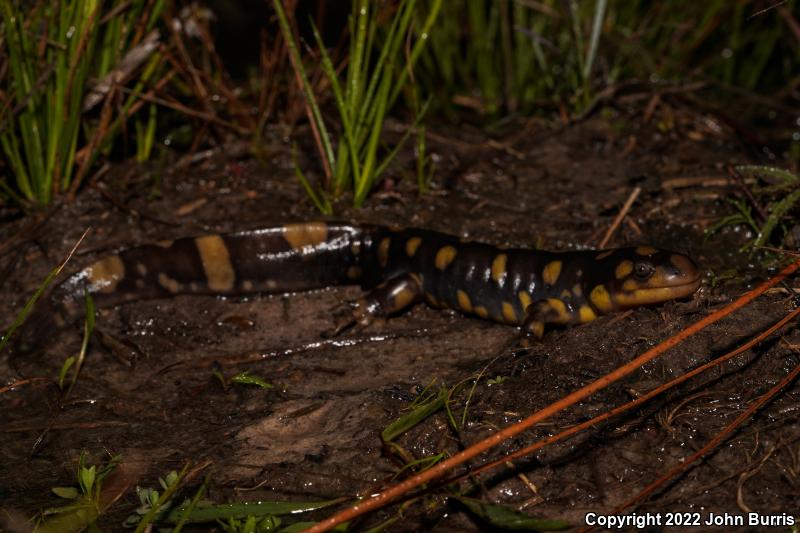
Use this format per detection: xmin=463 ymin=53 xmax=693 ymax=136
xmin=2 ymin=100 xmax=799 ymax=532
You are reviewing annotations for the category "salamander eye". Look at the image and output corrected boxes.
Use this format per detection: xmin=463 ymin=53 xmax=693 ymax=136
xmin=633 ymin=260 xmax=655 ymax=280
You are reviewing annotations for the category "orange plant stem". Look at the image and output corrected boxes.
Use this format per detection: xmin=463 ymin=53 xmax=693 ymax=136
xmin=303 ymin=258 xmax=800 ymax=533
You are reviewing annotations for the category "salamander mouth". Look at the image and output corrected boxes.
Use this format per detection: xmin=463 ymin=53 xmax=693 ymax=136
xmin=663 ymin=277 xmax=702 ymax=298
xmin=615 ymin=276 xmax=701 ymax=307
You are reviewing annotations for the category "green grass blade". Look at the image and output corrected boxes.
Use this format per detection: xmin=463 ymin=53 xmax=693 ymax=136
xmin=353 ymin=74 xmax=392 ymax=207
xmin=271 ymin=0 xmax=335 ymax=181
xmin=164 ymin=499 xmax=346 ymax=524
xmin=66 ymin=291 xmax=95 ymax=394
xmin=352 ymin=0 xmax=407 ymax=140
xmin=345 ymin=0 xmax=369 ymax=116
xmin=735 ymin=165 xmax=799 ymax=183
xmin=381 ymin=387 xmax=447 ymax=443
xmin=388 ymin=0 xmax=442 ymax=107
xmin=373 ymin=99 xmax=431 ymax=181
xmin=755 ymin=187 xmax=800 ymax=247
xmin=292 ymin=144 xmax=331 ymax=214
xmin=583 ymin=0 xmax=607 ymax=80
xmin=309 ymin=21 xmax=362 ymax=191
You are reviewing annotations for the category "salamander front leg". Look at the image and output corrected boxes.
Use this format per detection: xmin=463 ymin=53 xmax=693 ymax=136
xmin=329 ymin=273 xmax=423 ymax=336
xmin=521 ymin=298 xmax=576 ymax=344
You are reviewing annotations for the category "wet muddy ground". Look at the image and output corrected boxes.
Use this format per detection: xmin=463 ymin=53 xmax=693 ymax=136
xmin=1 ymin=99 xmax=799 ymax=531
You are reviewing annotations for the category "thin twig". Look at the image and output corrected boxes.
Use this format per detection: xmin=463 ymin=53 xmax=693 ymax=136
xmin=0 ymin=377 xmax=52 ymax=394
xmin=597 ymin=187 xmax=641 ymax=248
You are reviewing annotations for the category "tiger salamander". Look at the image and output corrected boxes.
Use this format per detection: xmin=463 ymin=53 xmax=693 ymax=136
xmin=52 ymin=222 xmax=701 ymax=340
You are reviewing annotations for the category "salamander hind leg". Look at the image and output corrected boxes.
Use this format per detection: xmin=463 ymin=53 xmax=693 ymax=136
xmin=328 ymin=273 xmax=423 ymax=336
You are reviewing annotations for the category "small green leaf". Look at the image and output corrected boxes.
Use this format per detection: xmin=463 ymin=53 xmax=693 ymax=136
xmin=58 ymin=356 xmax=76 ymax=389
xmin=735 ymin=165 xmax=798 ymax=183
xmin=454 ymin=497 xmax=570 ymax=531
xmin=35 ymin=501 xmax=100 ymax=533
xmin=163 ymin=470 xmax=180 ymax=487
xmin=259 ymin=515 xmax=282 ymax=531
xmin=231 ymin=372 xmax=274 ymax=389
xmin=52 ymin=486 xmax=80 ymax=499
xmin=79 ymin=465 xmax=96 ymax=495
xmin=381 ymin=387 xmax=447 ymax=442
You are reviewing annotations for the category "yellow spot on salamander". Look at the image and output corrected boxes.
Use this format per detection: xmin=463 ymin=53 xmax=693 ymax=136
xmin=241 ymin=280 xmax=254 ymax=291
xmin=347 ymin=266 xmax=363 ymax=280
xmin=195 ymin=235 xmax=235 ymax=292
xmin=622 ymin=279 xmax=639 ymax=292
xmin=502 ymin=301 xmax=518 ymax=323
xmin=157 ymin=272 xmax=181 ymax=293
xmin=579 ymin=305 xmax=597 ymax=323
xmin=405 ymin=237 xmax=422 ymax=257
xmin=435 ymin=246 xmax=457 ymax=270
xmin=491 ymin=253 xmax=507 ymax=283
xmin=378 ymin=237 xmax=391 ymax=267
xmin=615 ymin=260 xmax=633 ymax=279
xmin=595 ymin=250 xmax=613 ymax=260
xmin=636 ymin=246 xmax=658 ymax=256
xmin=542 ymin=260 xmax=562 ymax=285
xmin=474 ymin=305 xmax=489 ymax=319
xmin=283 ymin=222 xmax=328 ymax=249
xmin=546 ymin=298 xmax=570 ymax=323
xmin=590 ymin=285 xmax=614 ymax=313
xmin=560 ymin=289 xmax=571 ymax=299
xmin=518 ymin=291 xmax=532 ymax=310
xmin=457 ymin=290 xmax=472 ymax=312
xmin=86 ymin=255 xmax=125 ymax=294
xmin=572 ymin=283 xmax=583 ymax=297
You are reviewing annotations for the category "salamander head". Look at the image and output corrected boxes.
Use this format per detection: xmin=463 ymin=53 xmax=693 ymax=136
xmin=584 ymin=247 xmax=701 ymax=313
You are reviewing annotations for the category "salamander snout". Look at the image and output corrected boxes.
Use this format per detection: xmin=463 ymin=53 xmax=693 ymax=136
xmin=655 ymin=252 xmax=701 ymax=289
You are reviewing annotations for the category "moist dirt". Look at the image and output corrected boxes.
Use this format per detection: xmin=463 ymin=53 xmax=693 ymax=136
xmin=1 ymin=100 xmax=798 ymax=532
